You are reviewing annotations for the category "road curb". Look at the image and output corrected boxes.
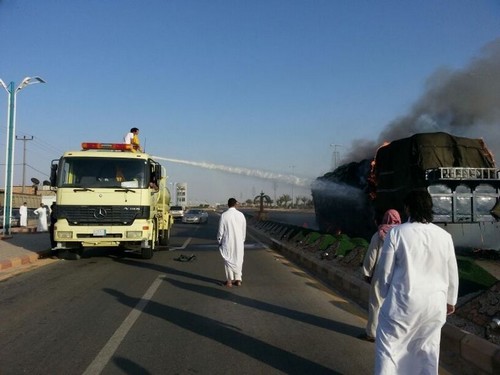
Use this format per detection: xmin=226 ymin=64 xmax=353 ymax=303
xmin=0 ymin=252 xmax=42 ymax=271
xmin=0 ymin=229 xmax=52 ymax=272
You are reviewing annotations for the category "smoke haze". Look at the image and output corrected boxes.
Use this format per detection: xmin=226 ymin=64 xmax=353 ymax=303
xmin=345 ymin=38 xmax=500 ymax=164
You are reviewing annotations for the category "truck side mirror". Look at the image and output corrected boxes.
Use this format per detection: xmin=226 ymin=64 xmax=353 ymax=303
xmin=50 ymin=162 xmax=58 ymax=187
xmin=151 ymin=163 xmax=162 ymax=183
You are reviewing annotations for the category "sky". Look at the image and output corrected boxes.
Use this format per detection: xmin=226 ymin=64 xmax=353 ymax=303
xmin=0 ymin=0 xmax=499 ymax=205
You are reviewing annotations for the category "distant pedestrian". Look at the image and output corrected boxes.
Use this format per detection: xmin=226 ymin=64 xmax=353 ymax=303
xmin=374 ymin=190 xmax=459 ymax=375
xmin=34 ymin=203 xmax=48 ymax=232
xmin=49 ymin=202 xmax=58 ymax=254
xmin=359 ymin=209 xmax=401 ymax=342
xmin=217 ymin=198 xmax=246 ymax=287
xmin=19 ymin=202 xmax=28 ymax=227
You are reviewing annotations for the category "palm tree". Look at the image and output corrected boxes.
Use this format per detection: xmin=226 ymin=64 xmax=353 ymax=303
xmin=254 ymin=191 xmax=272 ymax=220
xmin=300 ymin=196 xmax=308 ymax=207
xmin=295 ymin=196 xmax=301 ymax=207
xmin=279 ymin=194 xmax=292 ymax=208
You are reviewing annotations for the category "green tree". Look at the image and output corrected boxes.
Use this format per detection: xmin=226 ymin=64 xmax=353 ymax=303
xmin=254 ymin=191 xmax=272 ymax=209
xmin=300 ymin=196 xmax=308 ymax=206
xmin=254 ymin=191 xmax=272 ymax=220
xmin=278 ymin=194 xmax=292 ymax=208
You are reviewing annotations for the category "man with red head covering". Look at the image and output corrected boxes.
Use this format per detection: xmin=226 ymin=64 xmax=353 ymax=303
xmin=360 ymin=209 xmax=401 ymax=342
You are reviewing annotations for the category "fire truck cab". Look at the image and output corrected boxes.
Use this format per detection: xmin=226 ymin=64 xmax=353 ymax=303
xmin=50 ymin=142 xmax=173 ymax=259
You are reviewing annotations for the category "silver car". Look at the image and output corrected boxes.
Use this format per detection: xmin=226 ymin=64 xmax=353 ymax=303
xmin=182 ymin=209 xmax=208 ymax=224
xmin=170 ymin=205 xmax=184 ymax=222
xmin=0 ymin=208 xmax=20 ymax=228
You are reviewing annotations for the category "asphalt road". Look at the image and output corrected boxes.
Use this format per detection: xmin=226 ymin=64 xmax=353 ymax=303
xmin=0 ymin=212 xmax=374 ymax=374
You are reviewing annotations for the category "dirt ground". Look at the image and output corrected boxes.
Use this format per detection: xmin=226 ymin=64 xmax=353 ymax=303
xmin=448 ymin=281 xmax=500 ymax=345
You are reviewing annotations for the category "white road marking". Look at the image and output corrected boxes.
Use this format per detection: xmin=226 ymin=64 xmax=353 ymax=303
xmin=168 ymin=237 xmax=192 ymax=251
xmin=82 ymin=275 xmax=165 ymax=375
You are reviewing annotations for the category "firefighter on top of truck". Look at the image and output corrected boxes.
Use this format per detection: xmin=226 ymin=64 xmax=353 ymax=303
xmin=124 ymin=127 xmax=142 ymax=152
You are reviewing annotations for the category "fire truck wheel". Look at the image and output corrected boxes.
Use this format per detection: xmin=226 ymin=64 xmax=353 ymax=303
xmin=159 ymin=229 xmax=170 ymax=246
xmin=141 ymin=246 xmax=153 ymax=259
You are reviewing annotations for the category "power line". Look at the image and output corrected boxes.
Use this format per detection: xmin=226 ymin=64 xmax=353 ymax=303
xmin=1 ymin=133 xmax=62 ymax=179
xmin=26 ymin=164 xmax=50 ymax=178
xmin=0 ymin=164 xmax=51 ymax=179
xmin=31 ymin=136 xmax=65 ymax=155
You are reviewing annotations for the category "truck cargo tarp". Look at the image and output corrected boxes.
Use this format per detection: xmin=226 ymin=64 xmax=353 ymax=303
xmin=373 ymin=132 xmax=495 ymax=215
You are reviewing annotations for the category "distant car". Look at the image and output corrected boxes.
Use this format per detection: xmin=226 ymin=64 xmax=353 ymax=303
xmin=0 ymin=208 xmax=20 ymax=228
xmin=182 ymin=209 xmax=208 ymax=224
xmin=170 ymin=205 xmax=185 ymax=221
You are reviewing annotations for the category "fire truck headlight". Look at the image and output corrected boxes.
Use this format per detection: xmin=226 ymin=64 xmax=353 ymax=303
xmin=58 ymin=231 xmax=73 ymax=239
xmin=126 ymin=231 xmax=143 ymax=239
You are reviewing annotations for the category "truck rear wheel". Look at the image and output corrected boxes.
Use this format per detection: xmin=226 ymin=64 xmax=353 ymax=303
xmin=159 ymin=229 xmax=170 ymax=246
xmin=141 ymin=246 xmax=153 ymax=259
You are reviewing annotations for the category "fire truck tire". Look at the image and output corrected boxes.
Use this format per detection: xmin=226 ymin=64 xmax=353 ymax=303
xmin=159 ymin=229 xmax=170 ymax=246
xmin=61 ymin=249 xmax=82 ymax=260
xmin=141 ymin=246 xmax=153 ymax=259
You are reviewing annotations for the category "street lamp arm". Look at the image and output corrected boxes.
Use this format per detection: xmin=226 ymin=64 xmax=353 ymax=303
xmin=0 ymin=79 xmax=8 ymax=93
xmin=16 ymin=76 xmax=46 ymax=92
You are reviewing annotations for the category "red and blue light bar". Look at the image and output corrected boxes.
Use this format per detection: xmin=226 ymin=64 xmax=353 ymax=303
xmin=81 ymin=142 xmax=133 ymax=151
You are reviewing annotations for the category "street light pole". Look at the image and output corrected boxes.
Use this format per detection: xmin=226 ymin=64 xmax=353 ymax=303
xmin=0 ymin=77 xmax=45 ymax=236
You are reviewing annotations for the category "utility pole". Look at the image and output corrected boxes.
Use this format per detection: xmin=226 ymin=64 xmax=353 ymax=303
xmin=16 ymin=135 xmax=33 ymax=193
xmin=330 ymin=144 xmax=342 ymax=170
xmin=289 ymin=165 xmax=296 ymax=208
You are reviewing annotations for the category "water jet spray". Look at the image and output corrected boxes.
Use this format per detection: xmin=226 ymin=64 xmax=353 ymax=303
xmin=153 ymin=156 xmax=311 ymax=187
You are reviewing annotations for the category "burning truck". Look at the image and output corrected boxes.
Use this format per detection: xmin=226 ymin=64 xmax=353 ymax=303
xmin=311 ymin=132 xmax=500 ymax=251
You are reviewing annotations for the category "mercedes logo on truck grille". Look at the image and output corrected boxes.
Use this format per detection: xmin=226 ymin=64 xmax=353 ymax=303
xmin=93 ymin=207 xmax=108 ymax=219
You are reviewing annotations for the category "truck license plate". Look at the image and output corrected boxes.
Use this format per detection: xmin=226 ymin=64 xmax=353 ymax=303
xmin=93 ymin=229 xmax=106 ymax=236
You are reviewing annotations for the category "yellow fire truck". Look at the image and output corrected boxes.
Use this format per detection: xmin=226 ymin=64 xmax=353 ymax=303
xmin=49 ymin=142 xmax=173 ymax=259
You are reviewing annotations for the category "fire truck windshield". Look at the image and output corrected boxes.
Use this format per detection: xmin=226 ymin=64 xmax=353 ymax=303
xmin=57 ymin=157 xmax=149 ymax=189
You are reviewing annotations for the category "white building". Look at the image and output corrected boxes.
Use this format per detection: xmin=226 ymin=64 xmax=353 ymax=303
xmin=176 ymin=183 xmax=187 ymax=207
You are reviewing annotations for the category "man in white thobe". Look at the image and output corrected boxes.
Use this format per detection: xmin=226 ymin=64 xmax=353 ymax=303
xmin=217 ymin=198 xmax=246 ymax=287
xmin=123 ymin=128 xmax=134 ymax=144
xmin=34 ymin=203 xmax=49 ymax=232
xmin=374 ymin=190 xmax=459 ymax=375
xmin=361 ymin=209 xmax=401 ymax=342
xmin=19 ymin=202 xmax=28 ymax=227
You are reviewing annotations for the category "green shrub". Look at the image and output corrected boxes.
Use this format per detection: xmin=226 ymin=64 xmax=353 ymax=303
xmin=305 ymin=232 xmax=322 ymax=245
xmin=457 ymin=256 xmax=497 ymax=288
xmin=319 ymin=235 xmax=337 ymax=251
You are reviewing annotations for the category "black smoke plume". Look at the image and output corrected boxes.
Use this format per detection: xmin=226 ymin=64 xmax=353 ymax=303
xmin=345 ymin=38 xmax=500 ymax=163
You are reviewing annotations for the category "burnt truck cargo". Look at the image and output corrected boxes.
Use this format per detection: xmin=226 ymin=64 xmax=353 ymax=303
xmin=312 ymin=132 xmax=500 ymax=250
xmin=311 ymin=159 xmax=375 ymax=239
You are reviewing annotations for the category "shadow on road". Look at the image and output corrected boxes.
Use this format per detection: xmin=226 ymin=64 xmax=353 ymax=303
xmin=104 ymin=287 xmax=341 ymax=375
xmin=111 ymin=255 xmax=362 ymax=336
